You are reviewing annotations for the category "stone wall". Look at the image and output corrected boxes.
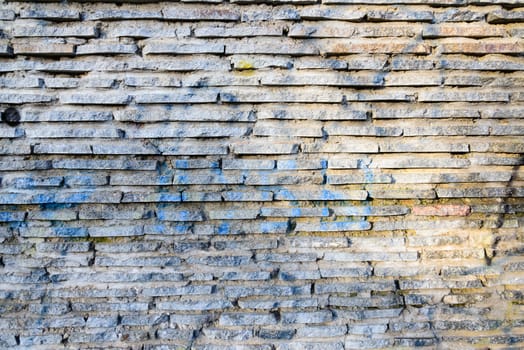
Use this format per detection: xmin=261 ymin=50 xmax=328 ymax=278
xmin=0 ymin=0 xmax=523 ymax=348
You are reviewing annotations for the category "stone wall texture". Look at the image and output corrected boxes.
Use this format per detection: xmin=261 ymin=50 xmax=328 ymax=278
xmin=0 ymin=0 xmax=523 ymax=348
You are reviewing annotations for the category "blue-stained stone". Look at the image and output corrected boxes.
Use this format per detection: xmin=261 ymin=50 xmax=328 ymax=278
xmin=259 ymin=192 xmax=274 ymax=201
xmin=65 ymin=175 xmax=104 ymax=186
xmin=32 ymin=193 xmax=56 ymax=203
xmin=341 ymin=206 xmax=372 ymax=216
xmin=223 ymin=192 xmax=242 ymax=201
xmin=62 ymin=192 xmax=90 ymax=203
xmin=364 ymin=169 xmax=374 ymax=183
xmin=260 ymin=222 xmax=288 ymax=233
xmin=181 ymin=191 xmax=221 ymax=202
xmin=146 ymin=224 xmax=167 ymax=234
xmin=277 ymin=189 xmax=296 ymax=200
xmin=319 ymin=190 xmax=338 ymax=200
xmin=217 ymin=223 xmax=230 ymax=235
xmin=157 ymin=193 xmax=178 ymax=202
xmin=320 ymin=207 xmax=330 ymax=216
xmin=358 ymin=220 xmax=372 ymax=230
xmin=54 ymin=227 xmax=88 ymax=237
xmin=291 ymin=208 xmax=302 ymax=217
xmin=279 ymin=272 xmax=296 ymax=281
xmin=0 ymin=212 xmax=25 ymax=222
xmin=278 ymin=160 xmax=297 ymax=169
xmin=258 ymin=329 xmax=295 ymax=340
xmin=145 ymin=223 xmax=192 ymax=235
xmin=178 ymin=210 xmax=197 ymax=221
xmin=8 ymin=221 xmax=25 ymax=229
xmin=157 ymin=209 xmax=201 ymax=222
xmin=41 ymin=211 xmax=61 ymax=220
xmin=156 ymin=211 xmax=166 ymax=220
xmin=174 ymin=174 xmax=189 ymax=184
xmin=39 ymin=203 xmax=73 ymax=211
xmin=174 ymin=224 xmax=192 ymax=234
xmin=0 ymin=193 xmax=23 ymax=204
xmin=318 ymin=221 xmax=370 ymax=231
xmin=12 ymin=177 xmax=62 ymax=189
xmin=174 ymin=160 xmax=189 ymax=168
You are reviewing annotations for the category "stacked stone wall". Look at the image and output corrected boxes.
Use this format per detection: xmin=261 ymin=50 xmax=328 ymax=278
xmin=0 ymin=0 xmax=523 ymax=348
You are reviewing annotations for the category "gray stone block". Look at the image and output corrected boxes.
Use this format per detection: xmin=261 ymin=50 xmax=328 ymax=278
xmin=19 ymin=335 xmax=63 ymax=346
xmin=13 ymin=25 xmax=98 ymax=37
xmin=20 ymin=9 xmax=80 ymax=20
xmin=219 ymin=312 xmax=277 ymax=326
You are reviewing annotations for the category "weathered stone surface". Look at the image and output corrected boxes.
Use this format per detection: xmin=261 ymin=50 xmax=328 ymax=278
xmin=20 ymin=9 xmax=80 ymax=20
xmin=369 ymin=9 xmax=433 ymax=22
xmin=437 ymin=54 xmax=524 ymax=71
xmin=225 ymin=38 xmax=319 ymax=55
xmin=23 ymin=109 xmax=112 ymax=122
xmin=380 ymin=139 xmax=469 ymax=153
xmin=25 ymin=124 xmax=122 ymax=138
xmin=299 ymin=6 xmax=365 ymax=21
xmin=487 ymin=9 xmax=524 ymax=24
xmin=419 ymin=89 xmax=510 ymax=102
xmin=277 ymin=159 xmax=326 ymax=170
xmin=76 ymin=43 xmax=138 ymax=56
xmin=275 ymin=189 xmax=368 ymax=200
xmin=325 ymin=123 xmax=402 ymax=137
xmin=195 ymin=24 xmax=284 ymax=38
xmin=304 ymin=138 xmax=379 ymax=153
xmin=0 ymin=92 xmax=55 ymax=104
xmin=125 ymin=122 xmax=250 ymax=138
xmin=156 ymin=209 xmax=204 ymax=221
xmin=231 ymin=141 xmax=299 ymax=154
xmin=412 ymin=205 xmax=471 ymax=216
xmin=13 ymin=25 xmax=98 ymax=37
xmin=291 ymin=22 xmax=421 ymax=38
xmin=321 ymin=39 xmax=431 ymax=55
xmin=0 ymin=42 xmax=13 ymax=57
xmin=241 ymin=6 xmax=300 ymax=22
xmin=163 ymin=7 xmax=241 ymax=21
xmin=219 ymin=159 xmax=270 ymax=171
xmin=370 ymin=155 xmax=470 ymax=168
xmin=117 ymin=106 xmax=255 ymax=122
xmin=257 ymin=105 xmax=368 ymax=120
xmin=0 ymin=10 xmax=15 ymax=20
xmin=245 ymin=171 xmax=323 ymax=185
xmin=262 ymin=71 xmax=384 ymax=87
xmin=296 ymin=220 xmax=371 ymax=232
xmin=134 ymin=89 xmax=218 ymax=104
xmin=261 ymin=207 xmax=329 ymax=217
xmin=231 ymin=55 xmax=293 ymax=70
xmin=219 ymin=313 xmax=277 ymax=326
xmin=60 ymin=92 xmax=131 ymax=105
xmin=85 ymin=9 xmax=162 ymax=20
xmin=437 ymin=186 xmax=524 ymax=198
xmin=423 ymin=24 xmax=507 ymax=38
xmin=174 ymin=171 xmax=244 ymax=185
xmin=334 ymin=205 xmax=409 ymax=216
xmin=89 ymin=225 xmax=144 ymax=237
xmin=13 ymin=40 xmax=75 ymax=57
xmin=253 ymin=120 xmax=323 ymax=137
xmin=440 ymin=39 xmax=524 ymax=55
xmin=154 ymin=141 xmax=227 ymax=155
xmin=144 ymin=40 xmax=224 ymax=55
xmin=316 ymin=280 xmax=395 ymax=294
xmin=281 ymin=310 xmax=333 ymax=324
xmin=435 ymin=8 xmax=486 ymax=22
xmin=222 ymin=191 xmax=273 ymax=202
